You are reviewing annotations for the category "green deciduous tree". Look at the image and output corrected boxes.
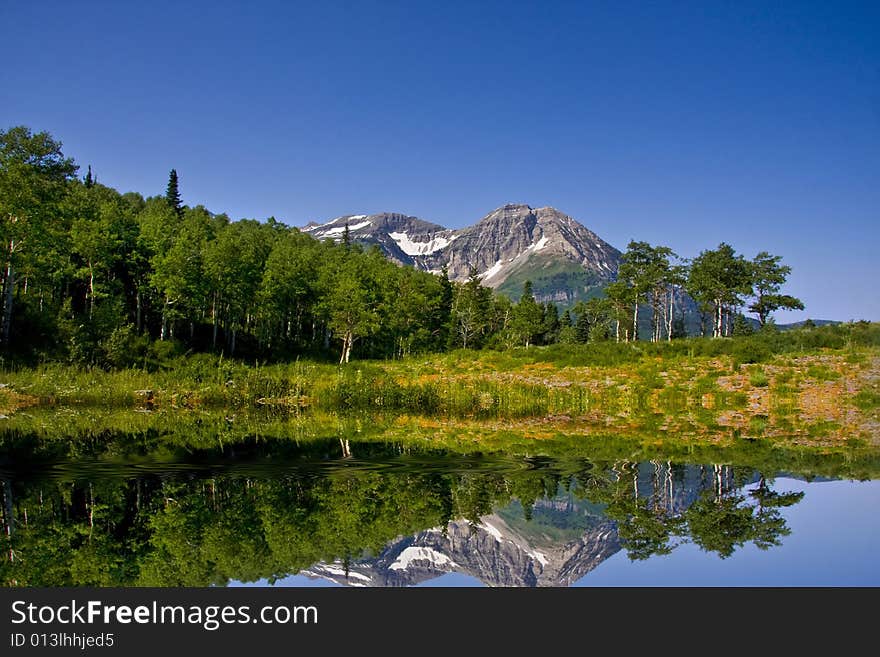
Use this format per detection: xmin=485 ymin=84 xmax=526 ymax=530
xmin=617 ymin=241 xmax=655 ymax=341
xmin=451 ymin=267 xmax=491 ymax=349
xmin=604 ymin=280 xmax=634 ymax=342
xmin=151 ymin=207 xmax=214 ymax=341
xmin=748 ymin=251 xmax=804 ymax=326
xmin=325 ymin=257 xmax=381 ymax=363
xmin=687 ymin=243 xmax=752 ymax=338
xmin=617 ymin=241 xmax=685 ymax=342
xmin=204 ymin=218 xmax=274 ymax=354
xmin=0 ymin=126 xmax=77 ymax=346
xmin=258 ymin=229 xmax=322 ymax=352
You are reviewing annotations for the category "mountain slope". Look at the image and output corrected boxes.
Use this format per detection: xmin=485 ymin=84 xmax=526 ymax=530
xmin=300 ymin=510 xmax=621 ymax=587
xmin=301 ymin=204 xmax=621 ymax=304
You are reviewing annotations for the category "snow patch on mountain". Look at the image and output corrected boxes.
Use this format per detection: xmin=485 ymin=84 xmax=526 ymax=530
xmin=305 ymin=214 xmax=370 ymax=235
xmin=389 ymin=546 xmax=457 ymax=571
xmin=482 ymin=260 xmax=504 ymax=281
xmin=528 ymin=235 xmax=549 ymax=251
xmin=481 ymin=522 xmax=505 ymax=541
xmin=529 ymin=550 xmax=549 ymax=567
xmin=321 ymin=220 xmax=371 ymax=236
xmin=388 ymin=232 xmax=455 ymax=256
xmin=313 ymin=563 xmax=371 ymax=581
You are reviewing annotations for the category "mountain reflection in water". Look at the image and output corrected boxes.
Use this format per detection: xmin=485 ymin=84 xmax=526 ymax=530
xmin=1 ymin=435 xmax=877 ymax=587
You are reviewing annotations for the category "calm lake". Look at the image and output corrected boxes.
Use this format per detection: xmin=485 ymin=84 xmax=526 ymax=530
xmin=2 ymin=426 xmax=878 ymax=587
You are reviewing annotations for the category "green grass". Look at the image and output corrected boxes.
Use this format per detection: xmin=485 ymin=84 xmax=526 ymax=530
xmin=853 ymin=389 xmax=880 ymax=410
xmin=0 ymin=324 xmax=876 ymax=438
xmin=749 ymin=367 xmax=770 ymax=388
xmin=806 ymin=364 xmax=842 ymax=381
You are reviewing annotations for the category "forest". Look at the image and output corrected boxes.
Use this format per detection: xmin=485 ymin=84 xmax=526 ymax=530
xmin=1 ymin=125 xmax=805 ymax=368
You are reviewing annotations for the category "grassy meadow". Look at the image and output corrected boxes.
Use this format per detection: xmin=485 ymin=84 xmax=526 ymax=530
xmin=1 ymin=322 xmax=878 ymax=452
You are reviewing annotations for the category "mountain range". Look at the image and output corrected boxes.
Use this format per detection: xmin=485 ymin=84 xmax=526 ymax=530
xmin=302 ymin=204 xmax=621 ymax=304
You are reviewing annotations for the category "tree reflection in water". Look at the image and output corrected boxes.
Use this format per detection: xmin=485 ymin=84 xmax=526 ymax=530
xmin=0 ymin=435 xmax=811 ymax=587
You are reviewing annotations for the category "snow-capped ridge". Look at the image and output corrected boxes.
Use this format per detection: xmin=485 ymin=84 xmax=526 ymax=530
xmin=298 ymin=205 xmax=622 ymax=304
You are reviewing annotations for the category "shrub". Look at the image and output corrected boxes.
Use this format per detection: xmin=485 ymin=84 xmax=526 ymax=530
xmin=732 ymin=338 xmax=771 ymax=365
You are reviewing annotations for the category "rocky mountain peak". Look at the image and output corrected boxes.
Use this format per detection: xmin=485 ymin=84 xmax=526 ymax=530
xmin=299 ymin=203 xmax=622 ymax=305
xmin=300 ymin=510 xmax=621 ymax=587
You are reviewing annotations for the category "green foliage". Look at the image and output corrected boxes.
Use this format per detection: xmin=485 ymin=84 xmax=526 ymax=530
xmin=748 ymin=367 xmax=769 ymax=388
xmin=0 ymin=123 xmax=841 ymax=369
xmin=687 ymin=243 xmax=752 ymax=338
xmin=748 ymin=251 xmax=803 ymax=325
xmin=450 ymin=267 xmax=493 ymax=350
xmin=0 ymin=424 xmax=854 ymax=586
xmin=509 ymin=281 xmax=543 ymax=347
xmin=732 ymin=314 xmax=755 ymax=336
xmin=165 ymin=168 xmax=182 ymax=217
xmin=853 ymin=389 xmax=880 ymax=410
xmin=495 ymin=255 xmax=603 ymax=306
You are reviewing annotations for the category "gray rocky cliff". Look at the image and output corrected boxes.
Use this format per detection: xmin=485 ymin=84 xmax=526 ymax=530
xmin=300 ymin=203 xmax=621 ymax=304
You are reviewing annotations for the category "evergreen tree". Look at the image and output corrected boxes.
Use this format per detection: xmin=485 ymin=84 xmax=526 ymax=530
xmin=165 ymin=169 xmax=183 ymax=218
xmin=560 ymin=309 xmax=573 ymax=328
xmin=540 ymin=302 xmax=560 ymax=344
xmin=436 ymin=266 xmax=454 ymax=350
xmin=84 ymin=165 xmax=94 ymax=188
xmin=732 ymin=313 xmax=755 ymax=336
xmin=557 ymin=308 xmax=577 ymax=344
xmin=510 ymin=280 xmax=543 ymax=347
xmin=574 ymin=309 xmax=591 ymax=343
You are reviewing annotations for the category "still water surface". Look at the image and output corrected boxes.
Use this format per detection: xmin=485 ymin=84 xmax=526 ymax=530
xmin=3 ymin=434 xmax=878 ymax=587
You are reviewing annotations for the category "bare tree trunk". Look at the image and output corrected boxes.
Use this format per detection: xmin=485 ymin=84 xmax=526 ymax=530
xmin=632 ymin=301 xmax=639 ymax=342
xmin=136 ymin=288 xmax=142 ymax=332
xmin=88 ymin=483 xmax=94 ymax=542
xmin=2 ymin=256 xmax=14 ymax=346
xmin=161 ymin=298 xmax=169 ymax=340
xmin=212 ymin=293 xmax=218 ymax=349
xmin=340 ymin=332 xmax=353 ymax=364
xmin=1 ymin=478 xmax=13 ymax=537
xmin=88 ymin=261 xmax=95 ymax=320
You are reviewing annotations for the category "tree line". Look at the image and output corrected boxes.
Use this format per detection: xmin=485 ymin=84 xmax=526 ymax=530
xmin=0 ymin=126 xmax=803 ymax=366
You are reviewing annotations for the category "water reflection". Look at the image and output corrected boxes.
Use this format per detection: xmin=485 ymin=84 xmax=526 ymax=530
xmin=296 ymin=463 xmax=804 ymax=587
xmin=3 ymin=430 xmax=851 ymax=587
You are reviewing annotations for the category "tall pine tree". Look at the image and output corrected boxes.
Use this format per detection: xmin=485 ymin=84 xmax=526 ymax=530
xmin=165 ymin=169 xmax=183 ymax=218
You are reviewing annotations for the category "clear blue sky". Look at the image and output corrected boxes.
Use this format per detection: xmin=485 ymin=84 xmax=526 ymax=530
xmin=3 ymin=1 xmax=878 ymax=321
